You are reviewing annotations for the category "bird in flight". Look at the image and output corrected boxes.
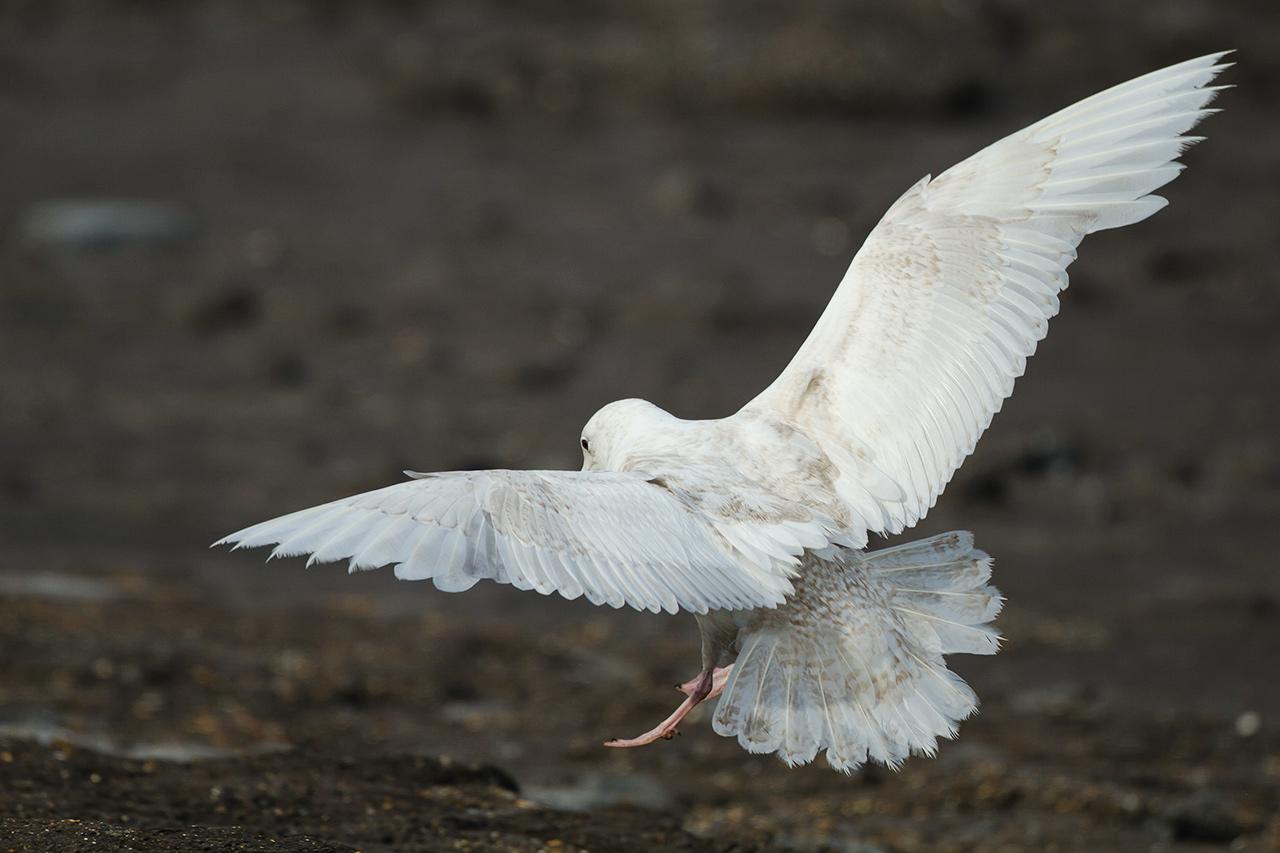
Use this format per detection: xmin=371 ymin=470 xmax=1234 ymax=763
xmin=217 ymin=53 xmax=1228 ymax=772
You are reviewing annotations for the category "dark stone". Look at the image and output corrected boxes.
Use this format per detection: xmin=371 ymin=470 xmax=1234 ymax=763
xmin=1014 ymin=435 xmax=1085 ymax=479
xmin=189 ymin=287 xmax=260 ymax=334
xmin=964 ymin=471 xmax=1010 ymax=507
xmin=1164 ymin=791 xmax=1258 ymax=843
xmin=940 ymin=78 xmax=995 ymax=119
xmin=269 ymin=352 xmax=309 ymax=388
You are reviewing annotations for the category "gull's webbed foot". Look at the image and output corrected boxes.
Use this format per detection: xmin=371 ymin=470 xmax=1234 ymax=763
xmin=604 ymin=668 xmax=716 ymax=748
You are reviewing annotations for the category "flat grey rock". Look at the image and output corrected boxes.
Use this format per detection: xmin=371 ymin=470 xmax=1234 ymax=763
xmin=19 ymin=199 xmax=198 ymax=249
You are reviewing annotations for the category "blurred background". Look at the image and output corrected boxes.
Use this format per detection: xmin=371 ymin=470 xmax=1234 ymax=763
xmin=2 ymin=1 xmax=1278 ymax=850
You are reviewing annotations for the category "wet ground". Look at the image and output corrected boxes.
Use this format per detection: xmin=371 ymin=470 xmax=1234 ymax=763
xmin=2 ymin=1 xmax=1279 ymax=850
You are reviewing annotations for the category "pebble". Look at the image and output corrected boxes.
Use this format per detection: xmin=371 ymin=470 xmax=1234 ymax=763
xmin=19 ymin=199 xmax=198 ymax=249
xmin=524 ymin=771 xmax=674 ymax=813
xmin=0 ymin=572 xmax=118 ymax=602
xmin=1234 ymin=711 xmax=1261 ymax=738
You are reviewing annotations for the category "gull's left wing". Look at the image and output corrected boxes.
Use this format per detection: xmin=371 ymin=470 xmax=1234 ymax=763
xmin=740 ymin=52 xmax=1230 ymax=534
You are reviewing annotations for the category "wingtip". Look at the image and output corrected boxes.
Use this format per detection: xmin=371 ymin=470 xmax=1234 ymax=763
xmin=1195 ymin=49 xmax=1236 ymax=67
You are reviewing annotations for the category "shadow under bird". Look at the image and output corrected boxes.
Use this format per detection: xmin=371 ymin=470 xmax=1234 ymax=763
xmin=217 ymin=53 xmax=1230 ymax=772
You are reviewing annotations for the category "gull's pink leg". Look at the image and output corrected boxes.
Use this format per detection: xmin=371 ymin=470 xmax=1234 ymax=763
xmin=604 ymin=669 xmax=715 ymax=748
xmin=678 ymin=664 xmax=732 ymax=700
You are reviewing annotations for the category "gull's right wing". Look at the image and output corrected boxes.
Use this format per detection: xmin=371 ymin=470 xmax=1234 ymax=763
xmin=216 ymin=468 xmax=842 ymax=614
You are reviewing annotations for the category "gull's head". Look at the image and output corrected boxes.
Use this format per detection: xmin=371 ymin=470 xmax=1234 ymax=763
xmin=580 ymin=398 xmax=674 ymax=472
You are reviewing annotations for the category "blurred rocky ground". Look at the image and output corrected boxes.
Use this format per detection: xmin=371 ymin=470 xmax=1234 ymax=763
xmin=1 ymin=1 xmax=1278 ymax=850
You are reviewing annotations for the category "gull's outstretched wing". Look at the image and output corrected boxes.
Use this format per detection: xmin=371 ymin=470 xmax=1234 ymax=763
xmin=742 ymin=52 xmax=1230 ymax=533
xmin=216 ymin=469 xmax=842 ymax=614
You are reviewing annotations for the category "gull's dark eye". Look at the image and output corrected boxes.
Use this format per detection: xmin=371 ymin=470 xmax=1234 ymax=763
xmin=581 ymin=438 xmax=590 ymax=451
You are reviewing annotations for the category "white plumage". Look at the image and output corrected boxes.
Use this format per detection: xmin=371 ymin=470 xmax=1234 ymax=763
xmin=217 ymin=53 xmax=1228 ymax=772
xmin=712 ymin=532 xmax=999 ymax=770
xmin=229 ymin=467 xmax=844 ymax=614
xmin=748 ymin=52 xmax=1230 ymax=531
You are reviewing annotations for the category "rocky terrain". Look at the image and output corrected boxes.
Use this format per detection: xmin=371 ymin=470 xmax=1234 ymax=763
xmin=1 ymin=1 xmax=1278 ymax=850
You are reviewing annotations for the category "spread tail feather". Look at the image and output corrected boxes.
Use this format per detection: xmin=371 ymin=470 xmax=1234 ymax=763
xmin=712 ymin=532 xmax=1001 ymax=773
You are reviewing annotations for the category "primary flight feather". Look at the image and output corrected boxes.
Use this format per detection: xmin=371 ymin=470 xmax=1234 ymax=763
xmin=217 ymin=53 xmax=1229 ymax=772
